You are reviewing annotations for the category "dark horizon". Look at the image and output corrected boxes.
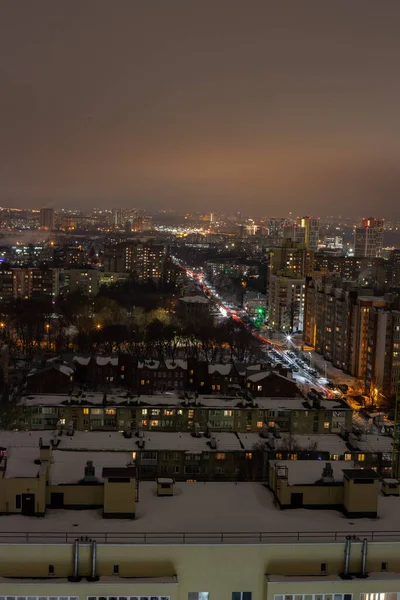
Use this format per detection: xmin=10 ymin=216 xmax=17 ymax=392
xmin=1 ymin=1 xmax=400 ymax=216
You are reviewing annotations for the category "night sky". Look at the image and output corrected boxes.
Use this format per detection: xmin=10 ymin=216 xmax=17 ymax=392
xmin=1 ymin=1 xmax=400 ymax=216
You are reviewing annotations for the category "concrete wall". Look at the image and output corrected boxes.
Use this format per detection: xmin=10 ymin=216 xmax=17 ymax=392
xmin=46 ymin=484 xmax=104 ymax=507
xmin=0 ymin=541 xmax=398 ymax=599
xmin=344 ymin=478 xmax=379 ymax=515
xmin=103 ymin=478 xmax=136 ymax=516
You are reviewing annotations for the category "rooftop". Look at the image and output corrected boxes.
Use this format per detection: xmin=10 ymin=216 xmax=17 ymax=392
xmin=269 ymin=460 xmax=355 ymax=485
xmin=18 ymin=392 xmax=352 ymax=411
xmin=0 ymin=481 xmax=400 ymax=543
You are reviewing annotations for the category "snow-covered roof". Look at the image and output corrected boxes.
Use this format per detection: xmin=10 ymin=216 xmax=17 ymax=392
xmin=357 ymin=435 xmax=393 ymax=454
xmin=49 ymin=450 xmax=133 ymax=485
xmin=18 ymin=392 xmax=351 ymax=411
xmin=269 ymin=459 xmax=357 ymax=485
xmin=208 ymin=364 xmax=234 ymax=376
xmin=247 ymin=370 xmax=270 ymax=382
xmin=0 ymin=481 xmax=399 ymax=540
xmin=165 ymin=359 xmax=187 ymax=370
xmin=56 ymin=364 xmax=74 ymax=376
xmin=0 ymin=430 xmax=53 ymax=448
xmin=138 ymin=360 xmax=160 ymax=370
xmin=73 ymin=356 xmax=91 ymax=366
xmin=5 ymin=446 xmax=42 ymax=478
xmin=96 ymin=356 xmax=118 ymax=367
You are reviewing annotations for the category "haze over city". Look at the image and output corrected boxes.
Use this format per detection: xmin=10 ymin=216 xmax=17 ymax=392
xmin=1 ymin=1 xmax=400 ymax=215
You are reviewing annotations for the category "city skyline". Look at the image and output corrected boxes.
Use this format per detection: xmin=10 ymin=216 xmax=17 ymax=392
xmin=1 ymin=1 xmax=400 ymax=215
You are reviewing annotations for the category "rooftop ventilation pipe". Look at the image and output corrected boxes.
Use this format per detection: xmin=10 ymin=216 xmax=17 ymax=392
xmin=343 ymin=536 xmax=352 ymax=578
xmin=87 ymin=539 xmax=99 ymax=581
xmin=68 ymin=539 xmax=80 ymax=581
xmin=360 ymin=538 xmax=368 ymax=578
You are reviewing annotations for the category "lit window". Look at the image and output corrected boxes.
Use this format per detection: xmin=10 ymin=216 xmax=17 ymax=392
xmin=83 ymin=408 xmax=89 ymax=415
xmin=245 ymin=453 xmax=252 ymax=460
xmin=142 ymin=419 xmax=148 ymax=426
xmin=132 ymin=451 xmax=136 ymax=460
xmin=224 ymin=410 xmax=232 ymax=417
xmin=105 ymin=409 xmax=116 ymax=415
xmin=140 ymin=379 xmax=145 ymax=385
xmin=257 ymin=385 xmax=262 ymax=391
xmin=256 ymin=421 xmax=263 ymax=428
xmin=215 ymin=453 xmax=226 ymax=460
xmin=150 ymin=420 xmax=159 ymax=427
xmin=142 ymin=409 xmax=147 ymax=415
xmin=324 ymin=421 xmax=330 ymax=429
xmin=358 ymin=453 xmax=365 ymax=461
xmin=344 ymin=453 xmax=352 ymax=461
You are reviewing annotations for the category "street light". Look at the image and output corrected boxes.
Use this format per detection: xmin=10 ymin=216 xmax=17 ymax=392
xmin=95 ymin=323 xmax=102 ymax=331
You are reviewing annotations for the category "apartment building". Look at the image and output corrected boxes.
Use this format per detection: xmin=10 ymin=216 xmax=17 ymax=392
xmin=17 ymin=392 xmax=353 ymax=435
xmin=354 ymin=217 xmax=384 ymax=257
xmin=269 ymin=242 xmax=315 ymax=277
xmin=102 ymin=241 xmax=166 ymax=282
xmin=296 ymin=216 xmax=320 ymax=250
xmin=304 ymin=278 xmax=391 ymax=380
xmin=365 ymin=306 xmax=400 ymax=398
xmin=268 ymin=273 xmax=306 ymax=332
xmin=0 ymin=453 xmax=398 ymax=599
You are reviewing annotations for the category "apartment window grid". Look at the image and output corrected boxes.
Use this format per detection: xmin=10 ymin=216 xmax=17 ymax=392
xmin=0 ymin=597 xmax=79 ymax=600
xmin=232 ymin=594 xmax=252 ymax=600
xmin=274 ymin=594 xmax=352 ymax=600
xmin=88 ymin=596 xmax=171 ymax=600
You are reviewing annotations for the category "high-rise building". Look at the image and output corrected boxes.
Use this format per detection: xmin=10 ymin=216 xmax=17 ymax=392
xmin=296 ymin=216 xmax=320 ymax=250
xmin=268 ymin=273 xmax=305 ymax=332
xmin=269 ymin=241 xmax=315 ymax=277
xmin=282 ymin=224 xmax=306 ymax=246
xmin=103 ymin=242 xmax=166 ymax=282
xmin=39 ymin=208 xmax=55 ymax=231
xmin=268 ymin=217 xmax=288 ymax=238
xmin=354 ymin=217 xmax=384 ymax=257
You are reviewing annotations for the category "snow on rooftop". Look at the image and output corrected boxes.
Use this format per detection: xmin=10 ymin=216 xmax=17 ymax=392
xmin=165 ymin=359 xmax=187 ymax=370
xmin=269 ymin=459 xmax=357 ymax=485
xmin=276 ymin=434 xmax=349 ymax=454
xmin=49 ymin=450 xmax=133 ymax=485
xmin=138 ymin=360 xmax=160 ymax=370
xmin=5 ymin=446 xmax=41 ymax=478
xmin=96 ymin=356 xmax=118 ymax=367
xmin=358 ymin=435 xmax=393 ymax=454
xmin=208 ymin=364 xmax=234 ymax=376
xmin=0 ymin=430 xmax=53 ymax=448
xmin=73 ymin=356 xmax=91 ymax=366
xmin=56 ymin=364 xmax=74 ymax=376
xmin=1 ymin=481 xmax=400 ymax=540
xmin=247 ymin=370 xmax=270 ymax=382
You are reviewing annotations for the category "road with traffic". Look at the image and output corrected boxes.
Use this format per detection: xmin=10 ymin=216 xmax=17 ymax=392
xmin=173 ymin=257 xmax=335 ymax=399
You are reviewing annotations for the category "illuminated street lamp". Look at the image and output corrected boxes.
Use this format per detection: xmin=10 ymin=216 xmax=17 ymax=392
xmin=95 ymin=323 xmax=102 ymax=331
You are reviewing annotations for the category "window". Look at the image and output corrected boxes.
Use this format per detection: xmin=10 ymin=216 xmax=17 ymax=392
xmin=48 ymin=563 xmax=54 ymax=575
xmin=358 ymin=453 xmax=365 ymax=461
xmin=113 ymin=564 xmax=119 ymax=574
xmin=224 ymin=410 xmax=233 ymax=416
xmin=245 ymin=453 xmax=252 ymax=459
xmin=0 ymin=597 xmax=80 ymax=600
xmin=324 ymin=421 xmax=330 ymax=429
xmin=215 ymin=453 xmax=225 ymax=460
xmin=142 ymin=409 xmax=148 ymax=415
xmin=256 ymin=421 xmax=263 ymax=428
xmin=257 ymin=385 xmax=262 ymax=391
xmin=105 ymin=409 xmax=116 ymax=416
xmin=15 ymin=495 xmax=21 ymax=509
xmin=189 ymin=593 xmax=209 ymax=600
xmin=344 ymin=453 xmax=352 ymax=461
xmin=361 ymin=596 xmax=397 ymax=600
xmin=232 ymin=594 xmax=252 ymax=600
xmin=275 ymin=595 xmax=352 ymax=600
xmin=87 ymin=597 xmax=170 ymax=600
xmin=83 ymin=408 xmax=89 ymax=415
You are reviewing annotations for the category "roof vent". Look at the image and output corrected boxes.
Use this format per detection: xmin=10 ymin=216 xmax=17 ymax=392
xmin=83 ymin=460 xmax=97 ymax=482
